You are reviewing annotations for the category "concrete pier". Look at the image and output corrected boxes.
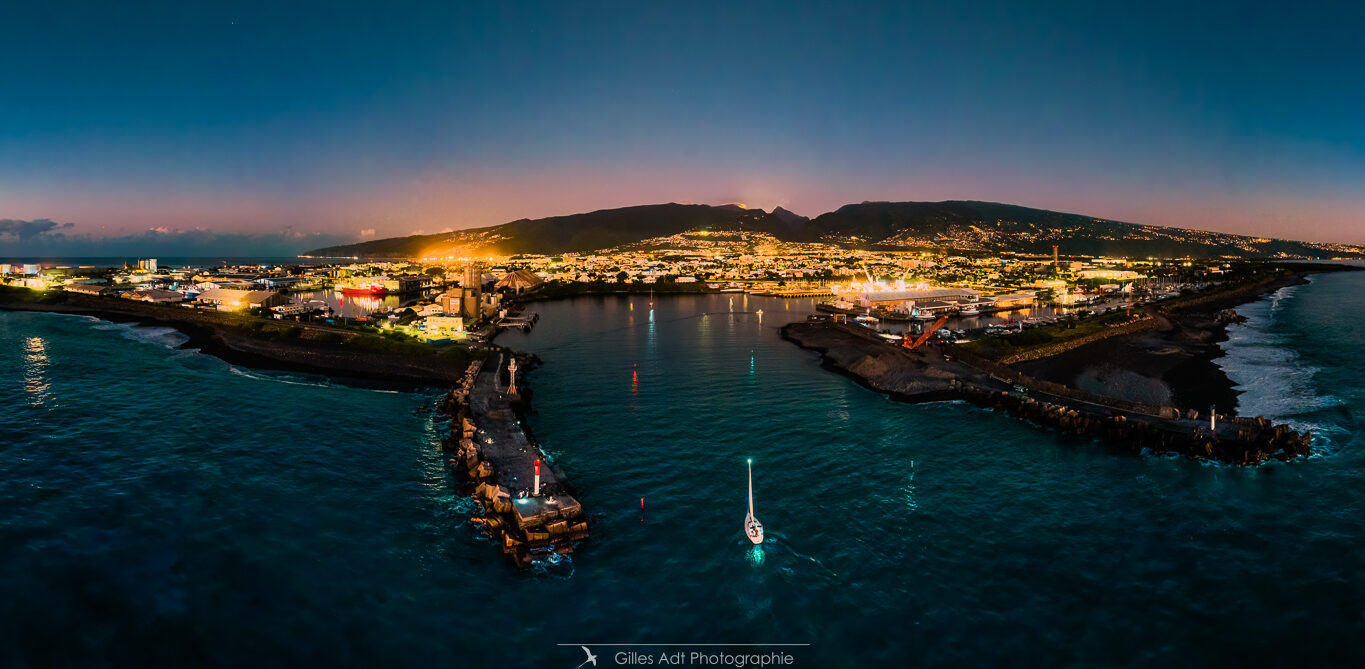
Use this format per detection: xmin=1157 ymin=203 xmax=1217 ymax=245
xmin=438 ymin=353 xmax=588 ymax=567
xmin=495 ymin=310 xmax=539 ymax=333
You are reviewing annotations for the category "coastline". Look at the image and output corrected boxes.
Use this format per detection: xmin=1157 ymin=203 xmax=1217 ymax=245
xmin=1011 ymin=265 xmax=1353 ymax=415
xmin=4 ymin=285 xmax=582 ymax=566
xmin=0 ymin=289 xmax=480 ymax=389
xmin=779 ymin=266 xmax=1355 ymax=464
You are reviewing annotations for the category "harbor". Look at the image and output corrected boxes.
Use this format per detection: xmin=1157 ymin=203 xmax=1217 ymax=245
xmin=8 ymin=2 xmax=1365 ymax=662
xmin=7 ymin=272 xmax=1365 ymax=666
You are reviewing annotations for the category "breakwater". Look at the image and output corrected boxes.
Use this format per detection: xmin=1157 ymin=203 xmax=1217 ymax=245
xmin=783 ymin=320 xmax=1313 ymax=465
xmin=946 ymin=379 xmax=1312 ymax=464
xmin=438 ymin=354 xmax=589 ymax=567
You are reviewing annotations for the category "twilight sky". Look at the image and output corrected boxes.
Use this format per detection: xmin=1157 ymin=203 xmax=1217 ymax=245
xmin=2 ymin=0 xmax=1363 ymax=255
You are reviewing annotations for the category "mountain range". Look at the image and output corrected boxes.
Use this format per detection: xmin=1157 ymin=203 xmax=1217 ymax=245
xmin=304 ymin=201 xmax=1365 ymax=260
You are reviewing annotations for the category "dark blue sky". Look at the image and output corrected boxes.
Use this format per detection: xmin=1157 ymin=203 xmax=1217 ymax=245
xmin=2 ymin=0 xmax=1362 ymax=254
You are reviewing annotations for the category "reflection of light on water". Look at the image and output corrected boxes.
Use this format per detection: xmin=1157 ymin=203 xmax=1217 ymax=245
xmin=746 ymin=544 xmax=765 ymax=567
xmin=348 ymin=296 xmax=382 ymax=310
xmin=905 ymin=460 xmax=918 ymax=513
xmin=23 ymin=337 xmax=51 ymax=407
xmin=296 ymin=289 xmax=405 ymax=319
xmin=647 ymin=308 xmax=656 ymax=355
xmin=341 ymin=294 xmax=385 ymax=316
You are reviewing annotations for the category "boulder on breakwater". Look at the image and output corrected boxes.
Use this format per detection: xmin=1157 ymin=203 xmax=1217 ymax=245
xmin=436 ymin=357 xmax=588 ymax=567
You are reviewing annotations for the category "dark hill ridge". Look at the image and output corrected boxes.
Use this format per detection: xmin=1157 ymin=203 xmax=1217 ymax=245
xmin=807 ymin=201 xmax=1365 ymax=258
xmin=304 ymin=200 xmax=1365 ymax=259
xmin=305 ymin=203 xmax=792 ymax=258
xmin=771 ymin=206 xmax=809 ymax=230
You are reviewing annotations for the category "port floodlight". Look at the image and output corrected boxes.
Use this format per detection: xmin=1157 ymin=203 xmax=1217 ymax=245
xmin=747 ymin=458 xmax=752 ymax=464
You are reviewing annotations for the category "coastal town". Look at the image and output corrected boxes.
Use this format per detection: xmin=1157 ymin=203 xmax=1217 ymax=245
xmin=1 ymin=243 xmax=1259 ymax=349
xmin=10 ymin=3 xmax=1365 ymax=665
xmin=1 ymin=245 xmax=1349 ymax=498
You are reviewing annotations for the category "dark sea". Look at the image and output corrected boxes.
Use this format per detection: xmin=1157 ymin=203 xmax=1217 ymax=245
xmin=2 ymin=270 xmax=1363 ymax=667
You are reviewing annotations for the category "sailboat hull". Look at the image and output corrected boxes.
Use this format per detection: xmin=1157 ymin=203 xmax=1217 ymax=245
xmin=745 ymin=512 xmax=764 ymax=545
xmin=745 ymin=460 xmax=763 ymax=544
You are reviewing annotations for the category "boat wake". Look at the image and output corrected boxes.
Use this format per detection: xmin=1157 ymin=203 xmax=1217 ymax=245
xmin=741 ymin=531 xmax=839 ymax=580
xmin=775 ymin=541 xmax=840 ymax=580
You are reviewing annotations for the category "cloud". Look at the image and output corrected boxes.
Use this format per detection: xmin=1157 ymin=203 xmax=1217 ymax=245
xmin=1 ymin=217 xmax=357 ymax=256
xmin=0 ymin=218 xmax=75 ymax=243
xmin=358 ymin=228 xmax=376 ymax=238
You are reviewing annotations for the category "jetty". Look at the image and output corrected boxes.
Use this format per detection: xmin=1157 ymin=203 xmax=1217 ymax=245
xmin=758 ymin=287 xmax=835 ymax=298
xmin=782 ymin=319 xmax=1312 ymax=465
xmin=495 ymin=310 xmax=539 ymax=333
xmin=438 ymin=353 xmax=588 ymax=566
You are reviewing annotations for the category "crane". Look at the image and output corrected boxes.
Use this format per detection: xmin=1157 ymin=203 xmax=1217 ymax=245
xmin=904 ymin=314 xmax=950 ymax=349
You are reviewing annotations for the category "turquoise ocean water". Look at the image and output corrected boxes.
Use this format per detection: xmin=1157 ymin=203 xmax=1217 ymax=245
xmin=2 ymin=270 xmax=1362 ymax=667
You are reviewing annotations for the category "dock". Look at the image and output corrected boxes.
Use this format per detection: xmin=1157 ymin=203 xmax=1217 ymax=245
xmin=495 ymin=310 xmax=539 ymax=332
xmin=438 ymin=352 xmax=588 ymax=566
xmin=757 ymin=288 xmax=835 ymax=298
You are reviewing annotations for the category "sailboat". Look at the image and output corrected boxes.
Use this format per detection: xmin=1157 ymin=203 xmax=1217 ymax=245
xmin=744 ymin=458 xmax=764 ymax=545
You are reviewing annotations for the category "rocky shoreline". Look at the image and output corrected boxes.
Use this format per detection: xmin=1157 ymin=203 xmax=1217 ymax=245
xmin=0 ymin=290 xmax=475 ymax=388
xmin=783 ymin=319 xmax=1313 ymax=464
xmin=1013 ymin=266 xmax=1346 ymax=415
xmin=780 ymin=265 xmax=1357 ymax=465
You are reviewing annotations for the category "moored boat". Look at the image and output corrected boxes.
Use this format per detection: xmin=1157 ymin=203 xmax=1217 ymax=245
xmin=339 ymin=282 xmax=387 ymax=296
xmin=816 ymin=298 xmax=863 ymax=315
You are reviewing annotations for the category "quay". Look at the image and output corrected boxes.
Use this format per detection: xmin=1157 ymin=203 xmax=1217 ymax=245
xmin=438 ymin=352 xmax=588 ymax=567
xmin=756 ymin=288 xmax=835 ymax=298
xmin=782 ymin=319 xmax=1312 ymax=465
xmin=495 ymin=310 xmax=539 ymax=332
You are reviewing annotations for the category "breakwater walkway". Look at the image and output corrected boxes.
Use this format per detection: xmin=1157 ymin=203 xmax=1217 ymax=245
xmin=782 ymin=320 xmax=1312 ymax=465
xmin=438 ymin=354 xmax=588 ymax=567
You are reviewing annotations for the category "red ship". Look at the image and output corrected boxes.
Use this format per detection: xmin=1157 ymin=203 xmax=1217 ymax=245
xmin=339 ymin=282 xmax=387 ymax=296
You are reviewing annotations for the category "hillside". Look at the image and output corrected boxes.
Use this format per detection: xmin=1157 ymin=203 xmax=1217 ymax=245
xmin=303 ymin=203 xmax=792 ymax=258
xmin=805 ymin=201 xmax=1364 ymax=258
xmin=305 ymin=200 xmax=1365 ymax=259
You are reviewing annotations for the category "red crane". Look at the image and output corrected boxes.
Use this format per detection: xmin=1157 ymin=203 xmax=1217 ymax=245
xmin=905 ymin=314 xmax=950 ymax=349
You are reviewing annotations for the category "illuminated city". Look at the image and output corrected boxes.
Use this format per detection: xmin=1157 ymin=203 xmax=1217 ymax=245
xmin=3 ymin=2 xmax=1364 ymax=667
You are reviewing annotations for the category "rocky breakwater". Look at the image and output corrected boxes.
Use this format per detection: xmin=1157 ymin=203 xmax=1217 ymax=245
xmin=437 ymin=355 xmax=589 ymax=567
xmin=784 ymin=319 xmax=1314 ymax=466
xmin=948 ymin=380 xmax=1313 ymax=465
xmin=780 ymin=319 xmax=965 ymax=402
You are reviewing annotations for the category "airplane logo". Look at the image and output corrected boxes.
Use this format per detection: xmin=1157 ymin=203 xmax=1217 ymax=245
xmin=575 ymin=645 xmax=598 ymax=668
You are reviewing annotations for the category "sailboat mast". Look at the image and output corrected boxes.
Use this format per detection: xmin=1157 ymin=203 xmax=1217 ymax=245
xmin=747 ymin=459 xmax=754 ymax=516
